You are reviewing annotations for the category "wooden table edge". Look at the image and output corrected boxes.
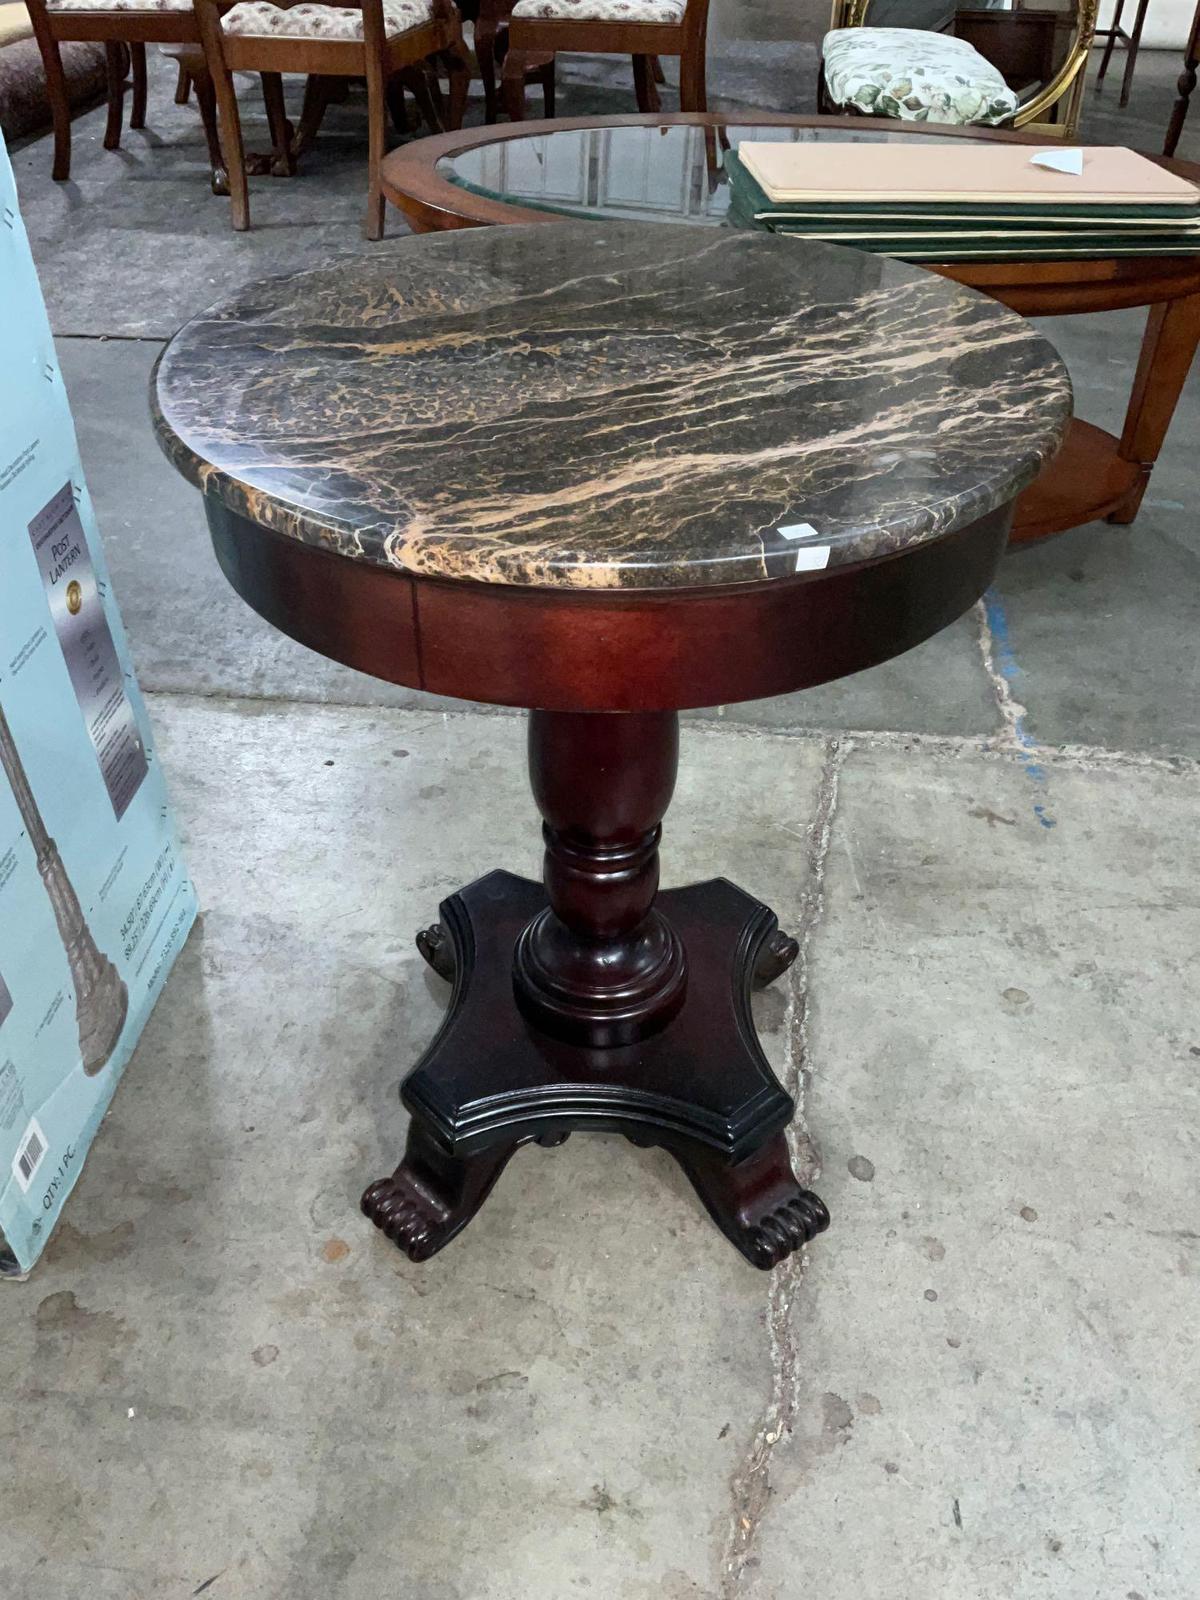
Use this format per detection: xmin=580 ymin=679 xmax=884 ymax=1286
xmin=380 ymin=112 xmax=1200 ymax=311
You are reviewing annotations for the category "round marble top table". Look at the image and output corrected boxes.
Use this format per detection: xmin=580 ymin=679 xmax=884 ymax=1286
xmin=153 ymin=221 xmax=1070 ymax=1272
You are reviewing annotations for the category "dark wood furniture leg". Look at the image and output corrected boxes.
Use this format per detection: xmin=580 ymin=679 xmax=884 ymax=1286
xmin=633 ymin=52 xmax=661 ymax=112
xmin=363 ymin=1120 xmax=520 ymax=1263
xmin=500 ymin=46 xmax=529 ymax=118
xmin=1110 ymin=290 xmax=1200 ymax=522
xmin=424 ymin=55 xmax=448 ymax=121
xmin=366 ymin=36 xmax=389 ymax=238
xmin=1119 ymin=0 xmax=1151 ymax=107
xmin=536 ymin=54 xmax=555 ymax=115
xmin=260 ymin=71 xmax=297 ymax=175
xmin=475 ymin=14 xmax=501 ymax=123
xmin=441 ymin=42 xmax=472 ymax=131
xmin=1095 ymin=0 xmax=1126 ymax=89
xmin=1164 ymin=0 xmax=1200 ymax=156
xmin=175 ymin=60 xmax=192 ymax=103
xmin=361 ymin=710 xmax=830 ymax=1270
xmin=199 ymin=12 xmax=251 ymax=231
xmin=680 ymin=25 xmax=706 ymax=111
xmin=400 ymin=62 xmax=445 ymax=132
xmin=189 ymin=60 xmax=229 ymax=195
xmin=130 ymin=40 xmax=148 ymax=128
xmin=295 ymin=72 xmax=336 ymax=156
xmin=103 ymin=41 xmax=125 ymax=150
xmin=27 ymin=6 xmax=73 ymax=180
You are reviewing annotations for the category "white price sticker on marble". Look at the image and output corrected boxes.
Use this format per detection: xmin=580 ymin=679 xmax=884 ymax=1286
xmin=778 ymin=523 xmax=831 ymax=573
xmin=1029 ymin=148 xmax=1084 ymax=175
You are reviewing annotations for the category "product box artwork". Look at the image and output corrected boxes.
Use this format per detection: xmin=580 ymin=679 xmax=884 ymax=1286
xmin=0 ymin=135 xmax=198 ymax=1274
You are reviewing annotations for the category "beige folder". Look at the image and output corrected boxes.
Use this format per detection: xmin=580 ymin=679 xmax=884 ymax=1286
xmin=736 ymin=142 xmax=1200 ymax=207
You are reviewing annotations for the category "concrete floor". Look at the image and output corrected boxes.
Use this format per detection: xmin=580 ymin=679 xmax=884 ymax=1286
xmin=2 ymin=28 xmax=1199 ymax=1600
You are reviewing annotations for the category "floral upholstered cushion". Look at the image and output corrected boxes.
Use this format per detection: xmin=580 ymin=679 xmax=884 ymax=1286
xmin=821 ymin=27 xmax=1019 ymax=126
xmin=222 ymin=0 xmax=435 ymax=38
xmin=510 ymin=0 xmax=685 ymax=22
xmin=47 ymin=0 xmax=192 ymax=11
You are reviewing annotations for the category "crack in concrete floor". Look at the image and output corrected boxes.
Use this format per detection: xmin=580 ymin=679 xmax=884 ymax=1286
xmin=721 ymin=738 xmax=845 ymax=1592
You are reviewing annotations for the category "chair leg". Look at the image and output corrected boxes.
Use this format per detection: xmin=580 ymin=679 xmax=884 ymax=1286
xmin=651 ymin=53 xmax=665 ymax=83
xmin=633 ymin=53 xmax=660 ymax=112
xmin=475 ymin=19 xmax=500 ymax=123
xmin=175 ymin=62 xmax=192 ymax=104
xmin=294 ymin=73 xmax=334 ymax=157
xmin=103 ymin=42 xmax=125 ymax=151
xmin=679 ymin=34 xmax=706 ymax=112
xmin=442 ymin=43 xmax=471 ymax=131
xmin=1096 ymin=0 xmax=1125 ymax=86
xmin=260 ymin=71 xmax=297 ymax=175
xmin=191 ymin=64 xmax=228 ymax=195
xmin=130 ymin=41 xmax=147 ymax=128
xmin=400 ymin=62 xmax=444 ymax=132
xmin=386 ymin=74 xmax=412 ymax=133
xmin=33 ymin=26 xmax=73 ymax=180
xmin=1163 ymin=53 xmax=1197 ymax=156
xmin=365 ymin=64 xmax=387 ymax=239
xmin=501 ymin=46 xmax=529 ymax=119
xmin=539 ymin=55 xmax=554 ymax=116
xmin=426 ymin=62 xmax=447 ymax=122
xmin=1119 ymin=0 xmax=1151 ymax=107
xmin=210 ymin=58 xmax=250 ymax=229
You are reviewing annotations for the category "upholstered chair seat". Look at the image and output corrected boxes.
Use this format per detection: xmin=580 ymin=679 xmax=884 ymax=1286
xmin=45 ymin=0 xmax=192 ymax=12
xmin=509 ymin=0 xmax=684 ymax=22
xmin=821 ymin=25 xmax=1020 ymax=125
xmin=221 ymin=0 xmax=435 ymax=36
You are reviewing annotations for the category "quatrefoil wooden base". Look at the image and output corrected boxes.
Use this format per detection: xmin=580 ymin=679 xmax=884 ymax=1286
xmin=361 ymin=868 xmax=830 ymax=1271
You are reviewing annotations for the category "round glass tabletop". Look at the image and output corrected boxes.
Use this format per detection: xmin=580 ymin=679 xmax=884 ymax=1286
xmin=437 ymin=122 xmax=974 ymax=230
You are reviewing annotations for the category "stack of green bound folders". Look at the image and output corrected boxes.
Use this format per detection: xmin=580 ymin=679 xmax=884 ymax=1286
xmin=724 ymin=141 xmax=1200 ymax=261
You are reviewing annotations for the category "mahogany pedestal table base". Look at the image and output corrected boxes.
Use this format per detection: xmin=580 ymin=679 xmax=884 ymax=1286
xmin=363 ymin=714 xmax=827 ymax=1270
xmin=152 ymin=222 xmax=1071 ymax=1271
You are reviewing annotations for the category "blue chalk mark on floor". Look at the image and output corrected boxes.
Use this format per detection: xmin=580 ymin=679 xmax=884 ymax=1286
xmin=983 ymin=586 xmax=1057 ymax=830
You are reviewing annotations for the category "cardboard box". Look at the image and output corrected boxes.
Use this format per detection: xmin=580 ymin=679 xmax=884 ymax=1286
xmin=0 ymin=134 xmax=198 ymax=1274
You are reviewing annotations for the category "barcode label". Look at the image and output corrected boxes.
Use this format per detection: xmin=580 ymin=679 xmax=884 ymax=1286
xmin=12 ymin=1118 xmax=47 ymax=1194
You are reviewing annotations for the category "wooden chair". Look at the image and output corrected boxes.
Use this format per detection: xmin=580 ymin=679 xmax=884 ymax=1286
xmin=194 ymin=0 xmax=470 ymax=237
xmin=497 ymin=0 xmax=707 ymax=121
xmin=26 ymin=0 xmax=230 ymax=187
xmin=470 ymin=0 xmax=554 ymax=123
xmin=1093 ymin=0 xmax=1151 ymax=109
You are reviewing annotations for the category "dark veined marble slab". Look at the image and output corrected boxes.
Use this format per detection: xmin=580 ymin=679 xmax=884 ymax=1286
xmin=152 ymin=221 xmax=1071 ymax=590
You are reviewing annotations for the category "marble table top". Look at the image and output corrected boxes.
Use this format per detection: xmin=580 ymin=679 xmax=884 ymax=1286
xmin=152 ymin=222 xmax=1071 ymax=591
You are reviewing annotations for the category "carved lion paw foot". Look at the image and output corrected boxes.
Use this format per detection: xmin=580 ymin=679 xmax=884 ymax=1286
xmin=753 ymin=929 xmax=800 ymax=989
xmin=745 ymin=1189 xmax=830 ymax=1269
xmin=360 ymin=1175 xmax=442 ymax=1262
xmin=416 ymin=922 xmax=456 ymax=982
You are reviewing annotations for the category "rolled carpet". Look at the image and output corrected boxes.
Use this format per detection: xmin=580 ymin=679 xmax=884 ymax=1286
xmin=0 ymin=12 xmax=107 ymax=145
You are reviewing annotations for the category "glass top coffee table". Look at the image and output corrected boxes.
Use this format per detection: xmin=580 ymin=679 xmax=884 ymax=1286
xmin=381 ymin=114 xmax=1200 ymax=548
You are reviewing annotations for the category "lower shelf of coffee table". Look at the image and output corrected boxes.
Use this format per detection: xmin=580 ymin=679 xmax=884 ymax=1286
xmin=1011 ymin=418 xmax=1143 ymax=545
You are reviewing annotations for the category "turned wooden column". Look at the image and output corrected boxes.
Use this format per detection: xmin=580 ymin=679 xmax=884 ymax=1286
xmin=513 ymin=711 xmax=688 ymax=1046
xmin=1163 ymin=0 xmax=1200 ymax=157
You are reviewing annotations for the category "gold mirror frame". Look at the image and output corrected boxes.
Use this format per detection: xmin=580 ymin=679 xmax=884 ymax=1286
xmin=829 ymin=0 xmax=1099 ymax=138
